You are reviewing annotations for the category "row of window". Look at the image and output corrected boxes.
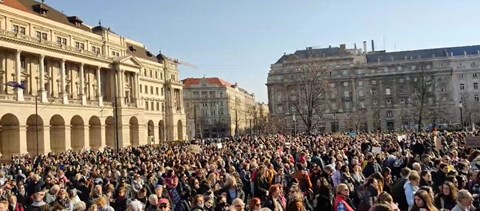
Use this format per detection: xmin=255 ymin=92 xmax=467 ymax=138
xmin=460 ymin=83 xmax=479 ymax=90
xmin=145 ymin=101 xmax=165 ymax=112
xmin=459 ymin=73 xmax=479 ymax=79
xmin=140 ymin=85 xmax=164 ymax=96
xmin=191 ymin=91 xmax=225 ymax=98
xmin=12 ymin=24 xmax=118 ymax=56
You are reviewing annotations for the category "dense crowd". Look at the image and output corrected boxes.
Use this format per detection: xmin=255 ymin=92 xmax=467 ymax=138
xmin=0 ymin=131 xmax=478 ymax=211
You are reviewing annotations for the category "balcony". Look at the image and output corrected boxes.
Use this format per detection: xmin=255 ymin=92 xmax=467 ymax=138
xmin=0 ymin=29 xmax=110 ymax=60
xmin=0 ymin=94 xmax=16 ymax=101
xmin=165 ymin=79 xmax=182 ymax=86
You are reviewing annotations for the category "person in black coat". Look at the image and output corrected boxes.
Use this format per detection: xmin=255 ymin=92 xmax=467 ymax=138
xmin=363 ymin=154 xmax=382 ymax=178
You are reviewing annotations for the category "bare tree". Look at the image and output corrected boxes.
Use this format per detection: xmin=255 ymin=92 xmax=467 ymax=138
xmin=289 ymin=63 xmax=330 ymax=133
xmin=410 ymin=64 xmax=440 ymax=131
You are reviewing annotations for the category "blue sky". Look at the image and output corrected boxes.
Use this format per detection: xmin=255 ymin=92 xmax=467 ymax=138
xmin=47 ymin=0 xmax=479 ymax=103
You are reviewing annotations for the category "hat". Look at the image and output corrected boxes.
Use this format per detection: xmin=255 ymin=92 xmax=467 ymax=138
xmin=159 ymin=198 xmax=169 ymax=205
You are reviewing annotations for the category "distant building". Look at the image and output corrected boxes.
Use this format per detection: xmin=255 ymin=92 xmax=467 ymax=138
xmin=182 ymin=77 xmax=256 ymax=139
xmin=267 ymin=42 xmax=480 ymax=132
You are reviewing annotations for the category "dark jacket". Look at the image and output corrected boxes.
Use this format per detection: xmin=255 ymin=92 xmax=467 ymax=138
xmin=392 ymin=178 xmax=408 ymax=211
xmin=26 ymin=201 xmax=49 ymax=211
xmin=215 ymin=187 xmax=245 ymax=205
xmin=363 ymin=162 xmax=382 ymax=178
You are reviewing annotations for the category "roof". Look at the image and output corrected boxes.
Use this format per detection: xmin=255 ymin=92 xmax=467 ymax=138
xmin=10 ymin=0 xmax=92 ymax=32
xmin=366 ymin=45 xmax=480 ymax=63
xmin=125 ymin=43 xmax=158 ymax=63
xmin=275 ymin=47 xmax=355 ymax=64
xmin=182 ymin=77 xmax=233 ymax=89
xmin=2 ymin=0 xmax=30 ymax=13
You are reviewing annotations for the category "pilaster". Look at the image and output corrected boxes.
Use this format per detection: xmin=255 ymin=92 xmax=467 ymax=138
xmin=60 ymin=59 xmax=68 ymax=104
xmin=38 ymin=55 xmax=47 ymax=103
xmin=15 ymin=50 xmax=24 ymax=101
xmin=79 ymin=63 xmax=87 ymax=105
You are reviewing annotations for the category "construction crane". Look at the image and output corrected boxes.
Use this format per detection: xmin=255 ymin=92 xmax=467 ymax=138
xmin=176 ymin=59 xmax=198 ymax=69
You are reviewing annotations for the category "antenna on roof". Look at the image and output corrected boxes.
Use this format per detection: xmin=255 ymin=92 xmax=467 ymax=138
xmin=203 ymin=74 xmax=205 ymax=78
xmin=159 ymin=50 xmax=162 ymax=55
xmin=99 ymin=19 xmax=102 ymax=26
xmin=41 ymin=0 xmax=45 ymax=4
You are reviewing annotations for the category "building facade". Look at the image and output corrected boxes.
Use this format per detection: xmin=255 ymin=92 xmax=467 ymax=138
xmin=267 ymin=43 xmax=480 ymax=133
xmin=182 ymin=77 xmax=256 ymax=139
xmin=0 ymin=0 xmax=186 ymax=158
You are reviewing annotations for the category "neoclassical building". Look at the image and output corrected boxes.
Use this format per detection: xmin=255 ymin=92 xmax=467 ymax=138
xmin=0 ymin=0 xmax=186 ymax=158
xmin=182 ymin=77 xmax=256 ymax=139
xmin=268 ymin=43 xmax=480 ymax=133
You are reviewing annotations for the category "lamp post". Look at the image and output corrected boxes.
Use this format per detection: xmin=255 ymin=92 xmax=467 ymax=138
xmin=459 ymin=103 xmax=464 ymax=130
xmin=34 ymin=77 xmax=39 ymax=155
xmin=292 ymin=113 xmax=297 ymax=136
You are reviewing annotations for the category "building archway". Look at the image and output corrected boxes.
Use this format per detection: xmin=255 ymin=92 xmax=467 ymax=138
xmin=71 ymin=115 xmax=85 ymax=151
xmin=129 ymin=117 xmax=139 ymax=146
xmin=26 ymin=114 xmax=44 ymax=155
xmin=50 ymin=115 xmax=66 ymax=152
xmin=0 ymin=114 xmax=20 ymax=158
xmin=89 ymin=116 xmax=101 ymax=149
xmin=177 ymin=120 xmax=183 ymax=141
xmin=158 ymin=120 xmax=165 ymax=142
xmin=147 ymin=120 xmax=154 ymax=144
xmin=105 ymin=117 xmax=114 ymax=148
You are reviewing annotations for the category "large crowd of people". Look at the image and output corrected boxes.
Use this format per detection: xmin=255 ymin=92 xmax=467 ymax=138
xmin=0 ymin=130 xmax=478 ymax=211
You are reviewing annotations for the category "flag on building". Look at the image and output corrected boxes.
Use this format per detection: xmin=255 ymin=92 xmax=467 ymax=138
xmin=5 ymin=81 xmax=25 ymax=89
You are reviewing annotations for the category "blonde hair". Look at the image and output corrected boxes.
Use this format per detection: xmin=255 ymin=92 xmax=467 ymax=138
xmin=95 ymin=196 xmax=108 ymax=207
xmin=336 ymin=183 xmax=349 ymax=194
xmin=457 ymin=189 xmax=473 ymax=202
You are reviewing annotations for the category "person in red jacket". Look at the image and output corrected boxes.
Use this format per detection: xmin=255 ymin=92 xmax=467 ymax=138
xmin=333 ymin=183 xmax=355 ymax=211
xmin=8 ymin=195 xmax=24 ymax=211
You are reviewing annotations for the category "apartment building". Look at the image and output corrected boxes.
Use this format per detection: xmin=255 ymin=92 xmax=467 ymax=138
xmin=267 ymin=43 xmax=480 ymax=132
xmin=182 ymin=77 xmax=256 ymax=139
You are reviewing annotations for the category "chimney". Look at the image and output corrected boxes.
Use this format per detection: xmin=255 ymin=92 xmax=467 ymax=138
xmin=329 ymin=45 xmax=332 ymax=48
xmin=339 ymin=44 xmax=346 ymax=54
xmin=363 ymin=41 xmax=367 ymax=54
xmin=371 ymin=40 xmax=375 ymax=52
xmin=354 ymin=43 xmax=357 ymax=49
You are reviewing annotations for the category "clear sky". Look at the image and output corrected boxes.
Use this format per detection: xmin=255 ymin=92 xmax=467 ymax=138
xmin=47 ymin=0 xmax=480 ymax=103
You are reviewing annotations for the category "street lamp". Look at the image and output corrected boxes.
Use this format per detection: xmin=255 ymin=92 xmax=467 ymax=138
xmin=459 ymin=102 xmax=464 ymax=130
xmin=292 ymin=113 xmax=297 ymax=136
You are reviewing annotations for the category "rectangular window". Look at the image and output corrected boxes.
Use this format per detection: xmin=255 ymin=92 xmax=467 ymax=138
xmin=358 ymin=90 xmax=364 ymax=97
xmin=386 ymin=88 xmax=391 ymax=95
xmin=150 ymin=86 xmax=153 ymax=94
xmin=146 ymin=101 xmax=149 ymax=110
xmin=399 ymin=89 xmax=404 ymax=94
xmin=151 ymin=102 xmax=154 ymax=110
xmin=360 ymin=101 xmax=365 ymax=109
xmin=140 ymin=85 xmax=142 ymax=93
xmin=12 ymin=25 xmax=26 ymax=35
xmin=358 ymin=81 xmax=363 ymax=86
xmin=474 ymin=83 xmax=479 ymax=90
xmin=387 ymin=111 xmax=393 ymax=118
xmin=161 ymin=88 xmax=164 ymax=96
xmin=475 ymin=94 xmax=479 ymax=102
xmin=371 ymin=80 xmax=377 ymax=85
xmin=75 ymin=42 xmax=85 ymax=50
xmin=156 ymin=87 xmax=159 ymax=95
xmin=57 ymin=37 xmax=67 ymax=45
xmin=460 ymin=84 xmax=465 ymax=90
xmin=343 ymin=81 xmax=348 ymax=87
xmin=386 ymin=99 xmax=392 ymax=105
xmin=474 ymin=73 xmax=478 ymax=78
xmin=157 ymin=102 xmax=160 ymax=111
xmin=399 ymin=78 xmax=404 ymax=83
xmin=459 ymin=74 xmax=464 ymax=80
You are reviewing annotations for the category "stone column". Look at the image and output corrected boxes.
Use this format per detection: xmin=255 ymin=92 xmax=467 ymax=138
xmin=79 ymin=63 xmax=86 ymax=105
xmin=96 ymin=67 xmax=103 ymax=106
xmin=18 ymin=126 xmax=27 ymax=154
xmin=42 ymin=125 xmax=51 ymax=154
xmin=139 ymin=124 xmax=148 ymax=145
xmin=64 ymin=125 xmax=71 ymax=151
xmin=60 ymin=59 xmax=68 ymax=104
xmin=15 ymin=50 xmax=24 ymax=101
xmin=134 ymin=73 xmax=140 ymax=107
xmin=117 ymin=70 xmax=125 ymax=106
xmin=99 ymin=124 xmax=106 ymax=150
xmin=38 ymin=55 xmax=48 ymax=103
xmin=83 ymin=125 xmax=89 ymax=150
